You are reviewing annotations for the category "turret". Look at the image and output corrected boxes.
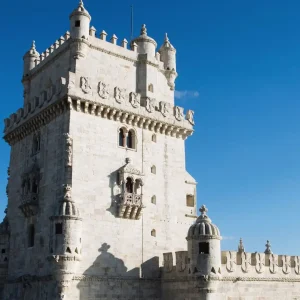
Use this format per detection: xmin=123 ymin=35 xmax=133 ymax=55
xmin=187 ymin=205 xmax=222 ymax=276
xmin=131 ymin=24 xmax=157 ymax=57
xmin=158 ymin=34 xmax=178 ymax=90
xmin=69 ymin=0 xmax=91 ymax=39
xmin=159 ymin=33 xmax=176 ymax=71
xmin=49 ymin=185 xmax=82 ymax=299
xmin=23 ymin=41 xmax=39 ymax=77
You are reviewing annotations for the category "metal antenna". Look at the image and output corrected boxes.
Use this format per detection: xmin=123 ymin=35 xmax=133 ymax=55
xmin=130 ymin=5 xmax=134 ymax=42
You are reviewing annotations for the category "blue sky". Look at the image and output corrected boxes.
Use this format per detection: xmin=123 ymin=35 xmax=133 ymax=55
xmin=1 ymin=0 xmax=300 ymax=255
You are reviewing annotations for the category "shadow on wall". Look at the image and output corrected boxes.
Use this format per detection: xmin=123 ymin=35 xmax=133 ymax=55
xmin=77 ymin=243 xmax=160 ymax=299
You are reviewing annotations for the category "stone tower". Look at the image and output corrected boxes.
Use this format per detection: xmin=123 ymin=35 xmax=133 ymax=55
xmin=0 ymin=1 xmax=196 ymax=299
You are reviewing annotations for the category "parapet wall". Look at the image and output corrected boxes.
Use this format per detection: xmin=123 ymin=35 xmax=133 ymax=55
xmin=161 ymin=250 xmax=300 ymax=279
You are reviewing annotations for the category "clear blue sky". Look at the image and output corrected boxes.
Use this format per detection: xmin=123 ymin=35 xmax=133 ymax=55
xmin=1 ymin=0 xmax=300 ymax=255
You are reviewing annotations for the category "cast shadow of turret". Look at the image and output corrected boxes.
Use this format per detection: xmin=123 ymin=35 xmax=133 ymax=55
xmin=77 ymin=243 xmax=160 ymax=299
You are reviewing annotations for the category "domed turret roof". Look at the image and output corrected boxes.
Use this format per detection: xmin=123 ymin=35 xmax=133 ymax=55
xmin=131 ymin=24 xmax=157 ymax=47
xmin=159 ymin=33 xmax=176 ymax=53
xmin=23 ymin=41 xmax=39 ymax=59
xmin=57 ymin=200 xmax=80 ymax=217
xmin=187 ymin=205 xmax=221 ymax=239
xmin=70 ymin=0 xmax=91 ymax=20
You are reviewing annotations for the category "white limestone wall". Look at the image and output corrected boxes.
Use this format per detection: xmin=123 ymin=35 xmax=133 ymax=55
xmin=6 ymin=113 xmax=69 ymax=278
xmin=69 ymin=109 xmax=195 ymax=276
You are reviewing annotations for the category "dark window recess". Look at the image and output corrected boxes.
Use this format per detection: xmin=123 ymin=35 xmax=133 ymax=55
xmin=55 ymin=223 xmax=63 ymax=234
xmin=28 ymin=224 xmax=35 ymax=247
xmin=126 ymin=177 xmax=134 ymax=193
xmin=75 ymin=20 xmax=80 ymax=27
xmin=127 ymin=130 xmax=133 ymax=149
xmin=119 ymin=128 xmax=125 ymax=147
xmin=1 ymin=249 xmax=5 ymax=254
xmin=199 ymin=242 xmax=209 ymax=254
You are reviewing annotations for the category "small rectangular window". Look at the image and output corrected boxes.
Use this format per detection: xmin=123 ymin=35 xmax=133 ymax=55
xmin=199 ymin=242 xmax=209 ymax=254
xmin=1 ymin=249 xmax=5 ymax=254
xmin=186 ymin=195 xmax=195 ymax=207
xmin=75 ymin=20 xmax=80 ymax=27
xmin=55 ymin=223 xmax=63 ymax=234
xmin=28 ymin=224 xmax=35 ymax=247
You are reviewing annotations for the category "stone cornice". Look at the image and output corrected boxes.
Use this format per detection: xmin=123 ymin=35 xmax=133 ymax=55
xmin=72 ymin=275 xmax=160 ymax=282
xmin=3 ymin=94 xmax=193 ymax=145
xmin=3 ymin=97 xmax=69 ymax=145
xmin=68 ymin=95 xmax=193 ymax=139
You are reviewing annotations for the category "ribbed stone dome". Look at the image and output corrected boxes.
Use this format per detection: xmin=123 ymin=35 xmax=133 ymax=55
xmin=187 ymin=205 xmax=221 ymax=239
xmin=70 ymin=0 xmax=91 ymax=19
xmin=56 ymin=200 xmax=80 ymax=217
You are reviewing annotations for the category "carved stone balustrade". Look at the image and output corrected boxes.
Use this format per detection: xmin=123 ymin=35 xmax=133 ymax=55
xmin=19 ymin=193 xmax=39 ymax=217
xmin=118 ymin=192 xmax=143 ymax=220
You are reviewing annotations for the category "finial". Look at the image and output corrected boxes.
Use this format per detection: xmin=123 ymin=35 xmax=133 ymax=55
xmin=199 ymin=205 xmax=208 ymax=216
xmin=79 ymin=0 xmax=84 ymax=7
xmin=238 ymin=238 xmax=245 ymax=253
xmin=141 ymin=24 xmax=147 ymax=36
xmin=264 ymin=240 xmax=272 ymax=254
xmin=165 ymin=33 xmax=169 ymax=42
xmin=31 ymin=40 xmax=36 ymax=50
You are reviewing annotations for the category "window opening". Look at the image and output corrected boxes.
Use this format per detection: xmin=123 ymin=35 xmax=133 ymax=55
xmin=28 ymin=224 xmax=35 ymax=247
xmin=75 ymin=20 xmax=81 ymax=27
xmin=55 ymin=223 xmax=63 ymax=234
xmin=127 ymin=130 xmax=135 ymax=149
xmin=199 ymin=242 xmax=209 ymax=254
xmin=186 ymin=195 xmax=195 ymax=207
xmin=119 ymin=128 xmax=125 ymax=147
xmin=126 ymin=177 xmax=134 ymax=193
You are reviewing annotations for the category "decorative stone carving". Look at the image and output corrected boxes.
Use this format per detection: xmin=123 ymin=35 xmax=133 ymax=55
xmin=282 ymin=255 xmax=291 ymax=274
xmin=294 ymin=256 xmax=300 ymax=275
xmin=98 ymin=81 xmax=109 ymax=99
xmin=63 ymin=133 xmax=73 ymax=167
xmin=241 ymin=252 xmax=251 ymax=273
xmin=163 ymin=253 xmax=173 ymax=272
xmin=80 ymin=77 xmax=91 ymax=94
xmin=176 ymin=251 xmax=188 ymax=272
xmin=159 ymin=101 xmax=171 ymax=117
xmin=114 ymin=87 xmax=126 ymax=103
xmin=129 ymin=92 xmax=140 ymax=108
xmin=186 ymin=110 xmax=195 ymax=125
xmin=255 ymin=253 xmax=265 ymax=273
xmin=226 ymin=251 xmax=236 ymax=272
xmin=269 ymin=254 xmax=278 ymax=274
xmin=174 ymin=106 xmax=184 ymax=121
xmin=63 ymin=185 xmax=72 ymax=201
xmin=145 ymin=97 xmax=156 ymax=113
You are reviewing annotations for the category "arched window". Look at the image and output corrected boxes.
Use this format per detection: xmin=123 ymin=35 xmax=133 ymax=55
xmin=119 ymin=128 xmax=126 ymax=147
xmin=148 ymin=84 xmax=154 ymax=92
xmin=134 ymin=179 xmax=142 ymax=194
xmin=125 ymin=177 xmax=134 ymax=193
xmin=152 ymin=134 xmax=157 ymax=143
xmin=151 ymin=195 xmax=156 ymax=204
xmin=151 ymin=229 xmax=156 ymax=237
xmin=127 ymin=130 xmax=135 ymax=149
xmin=151 ymin=165 xmax=156 ymax=174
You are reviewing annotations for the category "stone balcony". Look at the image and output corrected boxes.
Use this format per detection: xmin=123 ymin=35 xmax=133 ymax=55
xmin=118 ymin=192 xmax=143 ymax=220
xmin=19 ymin=193 xmax=39 ymax=217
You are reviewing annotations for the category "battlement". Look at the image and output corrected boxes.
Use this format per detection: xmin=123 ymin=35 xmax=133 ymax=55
xmin=161 ymin=250 xmax=300 ymax=279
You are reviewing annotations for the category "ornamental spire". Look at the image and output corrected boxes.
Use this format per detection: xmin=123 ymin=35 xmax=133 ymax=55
xmin=264 ymin=240 xmax=273 ymax=254
xmin=140 ymin=24 xmax=147 ymax=36
xmin=31 ymin=40 xmax=36 ymax=50
xmin=199 ymin=204 xmax=208 ymax=216
xmin=238 ymin=238 xmax=245 ymax=253
xmin=79 ymin=0 xmax=84 ymax=7
xmin=165 ymin=33 xmax=169 ymax=42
